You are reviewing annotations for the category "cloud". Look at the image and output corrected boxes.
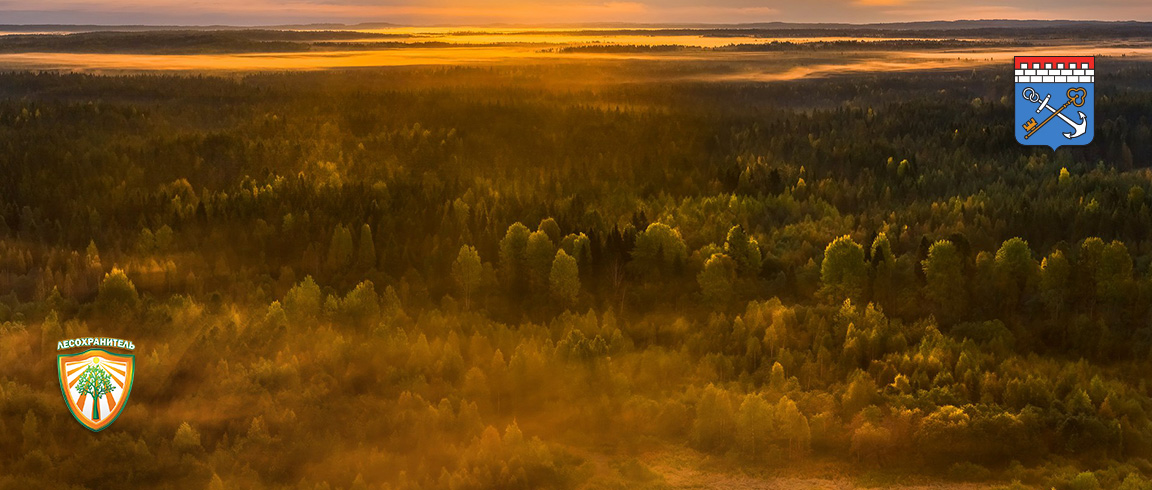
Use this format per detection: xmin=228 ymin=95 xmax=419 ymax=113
xmin=853 ymin=0 xmax=912 ymax=7
xmin=0 ymin=0 xmax=1148 ymax=25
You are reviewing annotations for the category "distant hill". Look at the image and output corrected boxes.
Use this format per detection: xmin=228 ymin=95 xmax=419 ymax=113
xmin=0 ymin=30 xmax=404 ymax=54
xmin=0 ymin=22 xmax=404 ymax=33
xmin=1 ymin=20 xmax=1151 ymax=33
xmin=722 ymin=20 xmax=1152 ymax=30
xmin=0 ymin=20 xmax=1147 ymax=52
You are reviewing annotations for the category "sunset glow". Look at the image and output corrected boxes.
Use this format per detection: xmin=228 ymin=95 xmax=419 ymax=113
xmin=4 ymin=0 xmax=1151 ymax=25
xmin=0 ymin=27 xmax=1149 ymax=73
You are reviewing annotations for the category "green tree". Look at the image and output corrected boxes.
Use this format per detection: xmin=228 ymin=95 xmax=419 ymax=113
xmin=692 ymin=384 xmax=735 ymax=451
xmin=1096 ymin=240 xmax=1133 ymax=315
xmin=96 ymin=267 xmax=139 ymax=316
xmin=922 ymin=240 xmax=967 ymax=324
xmin=326 ymin=224 xmax=354 ymax=273
xmin=154 ymin=224 xmax=174 ymax=252
xmin=41 ymin=310 xmax=62 ymax=354
xmin=334 ymin=280 xmax=380 ymax=329
xmin=1077 ymin=237 xmax=1105 ymax=309
xmin=821 ymin=235 xmax=867 ymax=303
xmin=994 ymin=237 xmax=1037 ymax=314
xmin=75 ymin=361 xmax=117 ymax=420
xmin=1129 ymin=185 xmax=1146 ymax=209
xmin=538 ymin=217 xmax=561 ymax=244
xmin=773 ymin=396 xmax=811 ymax=456
xmin=914 ymin=405 xmax=972 ymax=464
xmin=1039 ymin=249 xmax=1071 ymax=322
xmin=698 ymin=253 xmax=736 ymax=305
xmin=769 ymin=361 xmax=787 ymax=392
xmin=136 ymin=227 xmax=155 ymax=254
xmin=499 ymin=222 xmax=531 ymax=291
xmin=86 ymin=240 xmax=102 ymax=270
xmin=842 ymin=371 xmax=876 ymax=416
xmin=21 ymin=410 xmax=38 ymax=452
xmin=549 ymin=249 xmax=580 ymax=306
xmin=174 ymin=421 xmax=202 ymax=453
xmin=630 ymin=223 xmax=688 ymax=278
xmin=869 ymin=232 xmax=896 ymax=308
xmin=356 ymin=223 xmax=376 ymax=271
xmin=736 ymin=393 xmax=773 ymax=460
xmin=1068 ymin=472 xmax=1101 ymax=490
xmin=559 ymin=233 xmax=591 ymax=268
xmin=284 ymin=275 xmax=323 ymax=321
xmin=725 ymin=225 xmax=762 ymax=277
xmin=1119 ymin=474 xmax=1151 ymax=490
xmin=525 ymin=230 xmax=555 ymax=289
xmin=453 ymin=245 xmax=483 ymax=310
xmin=850 ymin=422 xmax=892 ymax=463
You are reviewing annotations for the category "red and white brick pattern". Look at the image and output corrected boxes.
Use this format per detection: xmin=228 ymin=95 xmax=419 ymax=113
xmin=1014 ymin=56 xmax=1094 ymax=84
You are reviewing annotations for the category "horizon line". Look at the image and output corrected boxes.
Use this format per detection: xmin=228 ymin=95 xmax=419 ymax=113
xmin=1 ymin=18 xmax=1151 ymax=29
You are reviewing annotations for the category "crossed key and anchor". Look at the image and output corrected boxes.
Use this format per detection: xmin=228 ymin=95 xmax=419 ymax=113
xmin=1021 ymin=86 xmax=1088 ymax=140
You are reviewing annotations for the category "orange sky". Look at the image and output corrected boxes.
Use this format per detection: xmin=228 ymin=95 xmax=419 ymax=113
xmin=1 ymin=0 xmax=1150 ymax=25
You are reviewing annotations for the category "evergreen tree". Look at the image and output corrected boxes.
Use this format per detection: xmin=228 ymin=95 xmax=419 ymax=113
xmin=1077 ymin=237 xmax=1105 ymax=310
xmin=820 ymin=235 xmax=867 ymax=303
xmin=1039 ymin=249 xmax=1071 ymax=324
xmin=549 ymin=249 xmax=580 ymax=306
xmin=773 ymin=396 xmax=810 ymax=456
xmin=284 ymin=275 xmax=323 ymax=321
xmin=1096 ymin=240 xmax=1133 ymax=318
xmin=356 ymin=223 xmax=376 ymax=271
xmin=453 ymin=245 xmax=483 ymax=310
xmin=136 ymin=228 xmax=155 ymax=254
xmin=630 ymin=223 xmax=687 ymax=278
xmin=326 ymin=224 xmax=354 ymax=273
xmin=922 ymin=240 xmax=966 ymax=324
xmin=334 ymin=280 xmax=380 ymax=329
xmin=692 ymin=384 xmax=735 ymax=451
xmin=698 ymin=253 xmax=736 ymax=306
xmin=538 ymin=217 xmax=561 ymax=244
xmin=21 ymin=410 xmax=38 ymax=452
xmin=499 ymin=222 xmax=531 ymax=291
xmin=869 ymin=232 xmax=896 ymax=309
xmin=86 ymin=240 xmax=102 ymax=270
xmin=994 ymin=237 xmax=1038 ymax=315
xmin=725 ymin=225 xmax=762 ymax=277
xmin=525 ymin=230 xmax=555 ymax=289
xmin=155 ymin=225 xmax=174 ymax=252
xmin=96 ymin=267 xmax=139 ymax=316
xmin=736 ymin=393 xmax=772 ymax=460
xmin=559 ymin=233 xmax=592 ymax=269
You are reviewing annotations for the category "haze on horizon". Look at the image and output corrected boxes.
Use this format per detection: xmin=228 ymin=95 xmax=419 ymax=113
xmin=1 ymin=0 xmax=1150 ymax=27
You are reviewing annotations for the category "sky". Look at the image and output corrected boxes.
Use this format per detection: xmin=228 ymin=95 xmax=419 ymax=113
xmin=1 ymin=0 xmax=1150 ymax=26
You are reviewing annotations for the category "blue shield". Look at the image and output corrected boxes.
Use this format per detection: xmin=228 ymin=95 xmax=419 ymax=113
xmin=1014 ymin=57 xmax=1094 ymax=150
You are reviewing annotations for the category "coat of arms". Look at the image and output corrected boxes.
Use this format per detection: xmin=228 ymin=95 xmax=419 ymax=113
xmin=1015 ymin=56 xmax=1094 ymax=150
xmin=58 ymin=347 xmax=135 ymax=432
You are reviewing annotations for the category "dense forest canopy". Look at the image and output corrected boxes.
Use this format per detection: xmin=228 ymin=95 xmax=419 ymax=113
xmin=1 ymin=55 xmax=1152 ymax=490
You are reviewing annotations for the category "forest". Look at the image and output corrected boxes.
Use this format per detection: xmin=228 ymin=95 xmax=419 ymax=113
xmin=0 ymin=52 xmax=1151 ymax=490
xmin=0 ymin=30 xmax=407 ymax=54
